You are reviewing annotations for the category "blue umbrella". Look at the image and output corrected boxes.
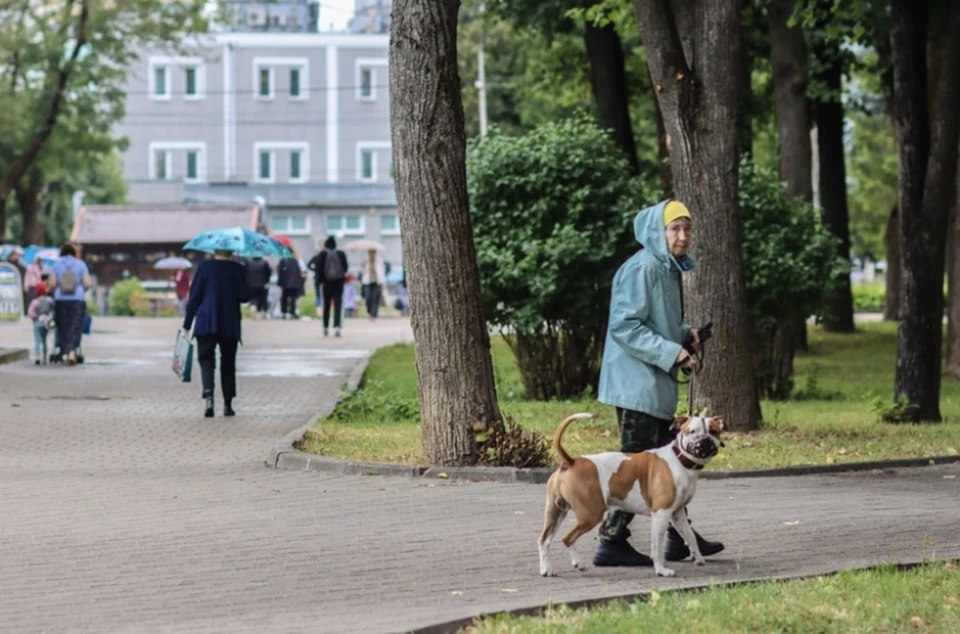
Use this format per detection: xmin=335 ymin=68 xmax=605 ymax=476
xmin=183 ymin=227 xmax=291 ymax=257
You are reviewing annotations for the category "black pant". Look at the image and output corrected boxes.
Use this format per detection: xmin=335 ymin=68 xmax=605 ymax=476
xmin=54 ymin=300 xmax=86 ymax=355
xmin=599 ymin=408 xmax=676 ymax=543
xmin=322 ymin=281 xmax=344 ymax=329
xmin=249 ymin=287 xmax=268 ymax=313
xmin=196 ymin=335 xmax=239 ymax=401
xmin=281 ymin=289 xmax=299 ymax=317
xmin=364 ymin=283 xmax=381 ymax=318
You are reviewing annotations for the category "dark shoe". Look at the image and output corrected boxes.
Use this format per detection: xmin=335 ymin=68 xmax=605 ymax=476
xmin=204 ymin=397 xmax=215 ymax=418
xmin=665 ymin=526 xmax=725 ymax=561
xmin=224 ymin=400 xmax=235 ymax=417
xmin=593 ymin=540 xmax=654 ymax=567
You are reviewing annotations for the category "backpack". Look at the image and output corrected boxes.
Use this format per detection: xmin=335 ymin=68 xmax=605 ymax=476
xmin=35 ymin=298 xmax=54 ymax=330
xmin=323 ymin=249 xmax=345 ymax=282
xmin=59 ymin=262 xmax=78 ymax=294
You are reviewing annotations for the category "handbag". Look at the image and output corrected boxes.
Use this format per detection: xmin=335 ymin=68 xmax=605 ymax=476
xmin=172 ymin=330 xmax=194 ymax=383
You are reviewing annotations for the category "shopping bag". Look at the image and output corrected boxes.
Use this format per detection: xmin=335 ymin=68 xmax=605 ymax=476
xmin=172 ymin=330 xmax=194 ymax=383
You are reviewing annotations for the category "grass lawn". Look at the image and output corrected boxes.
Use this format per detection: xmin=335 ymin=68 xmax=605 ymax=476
xmin=298 ymin=321 xmax=960 ymax=471
xmin=463 ymin=562 xmax=960 ymax=634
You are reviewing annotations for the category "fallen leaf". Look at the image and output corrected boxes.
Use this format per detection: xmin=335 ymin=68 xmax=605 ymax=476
xmin=826 ymin=457 xmax=836 ymax=464
xmin=838 ymin=448 xmax=848 ymax=456
xmin=783 ymin=521 xmax=800 ymax=526
xmin=741 ymin=442 xmax=753 ymax=448
xmin=911 ymin=616 xmax=923 ymax=628
xmin=436 ymin=472 xmax=449 ymax=479
xmin=947 ymin=447 xmax=958 ymax=455
xmin=451 ymin=590 xmax=463 ymax=596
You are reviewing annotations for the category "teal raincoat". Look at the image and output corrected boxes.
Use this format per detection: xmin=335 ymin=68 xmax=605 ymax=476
xmin=598 ymin=200 xmax=696 ymax=420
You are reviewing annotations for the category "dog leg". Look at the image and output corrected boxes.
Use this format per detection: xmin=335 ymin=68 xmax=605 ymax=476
xmin=561 ymin=515 xmax=602 ymax=573
xmin=650 ymin=511 xmax=675 ymax=577
xmin=672 ymin=507 xmax=705 ymax=565
xmin=538 ymin=496 xmax=567 ymax=577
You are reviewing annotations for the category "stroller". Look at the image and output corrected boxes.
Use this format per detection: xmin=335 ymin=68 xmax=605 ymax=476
xmin=48 ymin=314 xmax=90 ymax=365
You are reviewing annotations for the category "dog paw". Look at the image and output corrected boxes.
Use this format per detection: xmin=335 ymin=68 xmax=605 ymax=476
xmin=572 ymin=561 xmax=587 ymax=572
xmin=541 ymin=568 xmax=558 ymax=577
xmin=655 ymin=567 xmax=676 ymax=577
xmin=694 ymin=558 xmax=706 ymax=566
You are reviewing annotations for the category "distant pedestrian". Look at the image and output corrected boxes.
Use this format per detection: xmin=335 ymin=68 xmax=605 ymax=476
xmin=7 ymin=249 xmax=28 ymax=315
xmin=23 ymin=256 xmax=44 ymax=303
xmin=359 ymin=249 xmax=385 ymax=319
xmin=174 ymin=268 xmax=191 ymax=317
xmin=182 ymin=249 xmax=250 ymax=418
xmin=343 ymin=274 xmax=358 ymax=318
xmin=49 ymin=242 xmax=91 ymax=366
xmin=308 ymin=236 xmax=349 ymax=337
xmin=277 ymin=254 xmax=303 ymax=319
xmin=244 ymin=257 xmax=272 ymax=319
xmin=27 ymin=281 xmax=55 ymax=364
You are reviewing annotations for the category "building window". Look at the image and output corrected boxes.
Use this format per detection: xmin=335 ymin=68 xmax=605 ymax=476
xmin=258 ymin=150 xmax=273 ymax=181
xmin=328 ymin=214 xmax=365 ymax=236
xmin=380 ymin=214 xmax=399 ymax=235
xmin=186 ymin=151 xmax=199 ymax=181
xmin=258 ymin=67 xmax=272 ymax=98
xmin=152 ymin=66 xmax=169 ymax=99
xmin=184 ymin=67 xmax=197 ymax=97
xmin=154 ymin=149 xmax=169 ymax=180
xmin=270 ymin=214 xmax=310 ymax=235
xmin=290 ymin=151 xmax=302 ymax=181
xmin=289 ymin=68 xmax=300 ymax=98
xmin=359 ymin=68 xmax=373 ymax=100
xmin=360 ymin=149 xmax=375 ymax=181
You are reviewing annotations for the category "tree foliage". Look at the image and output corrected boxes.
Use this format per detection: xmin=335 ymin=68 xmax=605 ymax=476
xmin=467 ymin=117 xmax=647 ymax=400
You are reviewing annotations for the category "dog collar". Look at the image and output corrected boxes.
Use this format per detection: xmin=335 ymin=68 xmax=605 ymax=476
xmin=672 ymin=442 xmax=706 ymax=470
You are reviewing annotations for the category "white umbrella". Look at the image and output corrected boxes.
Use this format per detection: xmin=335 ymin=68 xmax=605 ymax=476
xmin=343 ymin=239 xmax=386 ymax=252
xmin=154 ymin=256 xmax=193 ymax=270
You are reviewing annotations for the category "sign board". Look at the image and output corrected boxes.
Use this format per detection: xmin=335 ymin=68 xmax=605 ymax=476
xmin=0 ymin=262 xmax=23 ymax=321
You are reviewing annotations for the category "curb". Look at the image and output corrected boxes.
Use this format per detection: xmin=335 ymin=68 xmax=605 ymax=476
xmin=398 ymin=559 xmax=954 ymax=634
xmin=0 ymin=348 xmax=28 ymax=366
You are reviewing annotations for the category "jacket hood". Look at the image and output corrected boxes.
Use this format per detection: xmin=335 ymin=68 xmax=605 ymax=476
xmin=324 ymin=236 xmax=337 ymax=250
xmin=633 ymin=199 xmax=696 ymax=271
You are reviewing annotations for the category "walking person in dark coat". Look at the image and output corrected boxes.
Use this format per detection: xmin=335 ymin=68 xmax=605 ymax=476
xmin=307 ymin=236 xmax=349 ymax=337
xmin=276 ymin=254 xmax=303 ymax=319
xmin=244 ymin=257 xmax=272 ymax=319
xmin=183 ymin=250 xmax=250 ymax=418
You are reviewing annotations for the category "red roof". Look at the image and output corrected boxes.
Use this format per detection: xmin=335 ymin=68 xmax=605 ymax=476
xmin=71 ymin=204 xmax=260 ymax=245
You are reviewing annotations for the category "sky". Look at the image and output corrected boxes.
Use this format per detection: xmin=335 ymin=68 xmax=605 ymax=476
xmin=317 ymin=0 xmax=356 ymax=31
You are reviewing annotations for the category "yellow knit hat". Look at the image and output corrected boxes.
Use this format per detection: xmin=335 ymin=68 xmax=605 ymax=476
xmin=663 ymin=200 xmax=692 ymax=226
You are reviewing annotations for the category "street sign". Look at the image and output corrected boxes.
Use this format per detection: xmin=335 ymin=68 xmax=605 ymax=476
xmin=0 ymin=262 xmax=23 ymax=321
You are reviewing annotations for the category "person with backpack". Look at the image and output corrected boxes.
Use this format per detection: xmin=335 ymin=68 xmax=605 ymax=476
xmin=49 ymin=242 xmax=91 ymax=366
xmin=244 ymin=257 xmax=272 ymax=319
xmin=27 ymin=281 xmax=55 ymax=364
xmin=308 ymin=236 xmax=349 ymax=337
xmin=276 ymin=254 xmax=304 ymax=319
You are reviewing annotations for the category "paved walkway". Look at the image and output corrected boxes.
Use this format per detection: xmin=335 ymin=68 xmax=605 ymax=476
xmin=0 ymin=317 xmax=958 ymax=634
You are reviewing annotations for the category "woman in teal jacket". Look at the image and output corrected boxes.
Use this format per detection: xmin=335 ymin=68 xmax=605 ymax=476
xmin=593 ymin=199 xmax=725 ymax=567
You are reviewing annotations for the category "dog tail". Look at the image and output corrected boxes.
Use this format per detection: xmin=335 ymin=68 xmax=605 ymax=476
xmin=554 ymin=412 xmax=593 ymax=467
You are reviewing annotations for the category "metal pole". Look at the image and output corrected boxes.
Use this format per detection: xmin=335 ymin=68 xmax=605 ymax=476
xmin=475 ymin=3 xmax=489 ymax=137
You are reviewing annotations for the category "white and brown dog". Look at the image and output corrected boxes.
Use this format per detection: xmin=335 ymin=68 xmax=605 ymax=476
xmin=538 ymin=412 xmax=725 ymax=578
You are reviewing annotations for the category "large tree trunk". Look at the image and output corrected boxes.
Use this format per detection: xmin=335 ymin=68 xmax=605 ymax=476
xmin=891 ymin=0 xmax=960 ymax=421
xmin=15 ymin=169 xmax=47 ymax=245
xmin=947 ymin=176 xmax=960 ymax=375
xmin=737 ymin=10 xmax=753 ymax=159
xmin=632 ymin=0 xmax=761 ymax=431
xmin=884 ymin=205 xmax=901 ymax=320
xmin=389 ymin=0 xmax=502 ymax=464
xmin=0 ymin=195 xmax=7 ymax=243
xmin=768 ymin=0 xmax=813 ymax=377
xmin=651 ymin=69 xmax=673 ymax=196
xmin=583 ymin=22 xmax=640 ymax=175
xmin=814 ymin=50 xmax=856 ymax=333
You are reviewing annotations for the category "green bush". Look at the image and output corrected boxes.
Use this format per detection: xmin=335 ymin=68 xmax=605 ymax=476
xmin=108 ymin=278 xmax=149 ymax=316
xmin=298 ymin=290 xmax=317 ymax=318
xmin=467 ymin=117 xmax=650 ymax=400
xmin=739 ymin=159 xmax=849 ymax=399
xmin=852 ymin=282 xmax=885 ymax=312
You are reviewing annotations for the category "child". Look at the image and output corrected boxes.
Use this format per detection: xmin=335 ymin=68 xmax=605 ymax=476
xmin=343 ymin=273 xmax=358 ymax=318
xmin=27 ymin=281 xmax=55 ymax=365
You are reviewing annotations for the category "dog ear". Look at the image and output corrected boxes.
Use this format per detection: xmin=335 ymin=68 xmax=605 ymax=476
xmin=671 ymin=415 xmax=690 ymax=430
xmin=709 ymin=417 xmax=726 ymax=434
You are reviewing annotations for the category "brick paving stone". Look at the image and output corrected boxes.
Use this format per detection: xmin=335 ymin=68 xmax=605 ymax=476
xmin=0 ymin=316 xmax=958 ymax=634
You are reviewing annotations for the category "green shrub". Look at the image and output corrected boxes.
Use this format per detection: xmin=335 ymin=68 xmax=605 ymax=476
xmin=739 ymin=158 xmax=849 ymax=399
xmin=467 ymin=117 xmax=652 ymax=400
xmin=852 ymin=282 xmax=885 ymax=312
xmin=108 ymin=278 xmax=149 ymax=316
xmin=298 ymin=291 xmax=317 ymax=318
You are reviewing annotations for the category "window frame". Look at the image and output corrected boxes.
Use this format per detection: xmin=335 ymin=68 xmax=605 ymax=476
xmin=380 ymin=213 xmax=400 ymax=236
xmin=270 ymin=213 xmax=312 ymax=236
xmin=327 ymin=213 xmax=366 ymax=237
xmin=150 ymin=64 xmax=170 ymax=101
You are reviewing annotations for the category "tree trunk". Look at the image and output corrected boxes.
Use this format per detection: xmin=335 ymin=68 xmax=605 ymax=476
xmin=389 ymin=0 xmax=502 ymax=465
xmin=768 ymin=0 xmax=813 ymax=374
xmin=16 ymin=169 xmax=47 ymax=246
xmin=814 ymin=50 xmax=856 ymax=333
xmin=737 ymin=3 xmax=753 ymax=159
xmin=891 ymin=0 xmax=960 ymax=421
xmin=651 ymin=69 xmax=673 ymax=196
xmin=632 ymin=0 xmax=761 ymax=431
xmin=583 ymin=22 xmax=640 ymax=176
xmin=0 ymin=193 xmax=7 ymax=243
xmin=947 ymin=176 xmax=960 ymax=375
xmin=884 ymin=205 xmax=901 ymax=320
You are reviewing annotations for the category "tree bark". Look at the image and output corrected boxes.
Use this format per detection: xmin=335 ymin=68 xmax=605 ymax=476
xmin=737 ymin=5 xmax=753 ymax=159
xmin=389 ymin=0 xmax=502 ymax=465
xmin=891 ymin=0 xmax=960 ymax=421
xmin=15 ymin=169 xmax=47 ymax=246
xmin=632 ymin=0 xmax=761 ymax=431
xmin=884 ymin=205 xmax=901 ymax=320
xmin=814 ymin=49 xmax=856 ymax=333
xmin=583 ymin=22 xmax=640 ymax=175
xmin=947 ymin=176 xmax=960 ymax=375
xmin=651 ymin=69 xmax=673 ymax=196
